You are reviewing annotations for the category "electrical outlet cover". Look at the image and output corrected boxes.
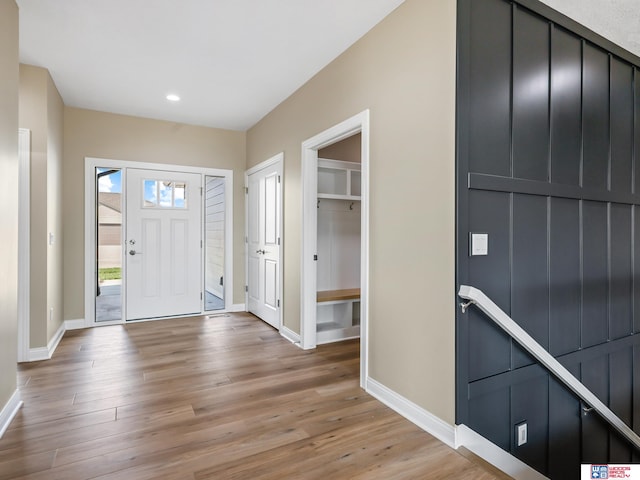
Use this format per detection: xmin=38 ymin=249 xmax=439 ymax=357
xmin=516 ymin=422 xmax=527 ymax=447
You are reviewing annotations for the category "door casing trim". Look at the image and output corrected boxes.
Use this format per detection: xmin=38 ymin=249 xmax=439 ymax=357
xmin=84 ymin=157 xmax=234 ymax=327
xmin=18 ymin=128 xmax=31 ymax=362
xmin=300 ymin=110 xmax=370 ymax=388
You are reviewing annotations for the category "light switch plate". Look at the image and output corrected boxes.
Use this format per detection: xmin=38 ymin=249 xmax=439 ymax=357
xmin=470 ymin=233 xmax=489 ymax=256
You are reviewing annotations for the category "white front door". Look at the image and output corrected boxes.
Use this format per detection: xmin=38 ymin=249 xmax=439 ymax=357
xmin=126 ymin=168 xmax=202 ymax=320
xmin=247 ymin=162 xmax=282 ymax=329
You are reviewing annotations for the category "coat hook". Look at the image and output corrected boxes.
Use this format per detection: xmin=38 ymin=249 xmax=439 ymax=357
xmin=350 ymin=202 xmax=354 ymax=210
xmin=317 ymin=199 xmax=320 ymax=208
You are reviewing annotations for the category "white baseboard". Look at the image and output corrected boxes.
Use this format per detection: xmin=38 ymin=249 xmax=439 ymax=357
xmin=0 ymin=390 xmax=22 ymax=439
xmin=65 ymin=318 xmax=85 ymax=330
xmin=365 ymin=377 xmax=457 ymax=448
xmin=229 ymin=303 xmax=246 ymax=313
xmin=27 ymin=319 xmax=69 ymax=362
xmin=28 ymin=347 xmax=50 ymax=362
xmin=365 ymin=378 xmax=546 ymax=478
xmin=280 ymin=326 xmax=301 ymax=346
xmin=456 ymin=424 xmax=548 ymax=480
xmin=47 ymin=321 xmax=66 ymax=353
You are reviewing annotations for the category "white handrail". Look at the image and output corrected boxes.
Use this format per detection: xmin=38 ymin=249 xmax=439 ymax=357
xmin=458 ymin=284 xmax=640 ymax=451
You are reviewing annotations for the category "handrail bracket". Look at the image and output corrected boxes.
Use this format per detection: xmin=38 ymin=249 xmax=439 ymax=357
xmin=460 ymin=300 xmax=474 ymax=314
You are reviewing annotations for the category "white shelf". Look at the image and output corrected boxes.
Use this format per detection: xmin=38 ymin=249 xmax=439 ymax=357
xmin=317 ymin=321 xmax=342 ymax=332
xmin=317 ymin=158 xmax=361 ymax=200
xmin=317 ymin=325 xmax=360 ymax=345
xmin=316 ymin=298 xmax=360 ymax=344
xmin=317 ymin=193 xmax=361 ymax=201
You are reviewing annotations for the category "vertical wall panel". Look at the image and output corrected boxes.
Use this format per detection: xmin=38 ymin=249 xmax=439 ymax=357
xmin=609 ymin=348 xmax=633 ymax=463
xmin=635 ymin=73 xmax=640 ymax=336
xmin=549 ymin=198 xmax=581 ymax=355
xmin=469 ymin=387 xmax=511 ymax=451
xmin=581 ymin=355 xmax=610 ymax=463
xmin=512 ymin=194 xmax=549 ymax=368
xmin=468 ymin=0 xmax=512 ymax=176
xmin=512 ymin=8 xmax=550 ymax=181
xmin=633 ymin=346 xmax=640 ymax=458
xmin=582 ymin=201 xmax=609 ymax=347
xmin=635 ymin=69 xmax=640 ymax=195
xmin=610 ymin=58 xmax=634 ymax=193
xmin=458 ymin=0 xmax=640 ymax=475
xmin=548 ymin=363 xmax=581 ymax=480
xmin=468 ymin=190 xmax=512 ymax=381
xmin=610 ymin=204 xmax=633 ymax=340
xmin=582 ymin=44 xmax=610 ymax=190
xmin=635 ymin=206 xmax=640 ymax=333
xmin=511 ymin=374 xmax=549 ymax=473
xmin=550 ymin=27 xmax=582 ymax=186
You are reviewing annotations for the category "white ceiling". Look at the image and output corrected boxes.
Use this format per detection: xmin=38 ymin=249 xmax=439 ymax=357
xmin=16 ymin=1 xmax=640 ymax=132
xmin=539 ymin=0 xmax=640 ymax=57
xmin=16 ymin=0 xmax=405 ymax=131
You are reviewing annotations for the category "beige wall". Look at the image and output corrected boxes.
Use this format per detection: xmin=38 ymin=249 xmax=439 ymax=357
xmin=19 ymin=64 xmax=65 ymax=348
xmin=19 ymin=65 xmax=46 ymax=347
xmin=18 ymin=65 xmax=63 ymax=347
xmin=0 ymin=0 xmax=19 ymax=411
xmin=318 ymin=133 xmax=361 ymax=163
xmin=63 ymin=108 xmax=247 ymax=320
xmin=247 ymin=0 xmax=457 ymax=423
xmin=47 ymin=72 xmax=64 ymax=341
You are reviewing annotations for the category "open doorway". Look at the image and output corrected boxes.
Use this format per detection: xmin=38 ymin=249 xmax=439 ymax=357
xmin=315 ymin=135 xmax=361 ymax=344
xmin=95 ymin=168 xmax=122 ymax=322
xmin=204 ymin=175 xmax=226 ymax=311
xmin=301 ymin=110 xmax=370 ymax=387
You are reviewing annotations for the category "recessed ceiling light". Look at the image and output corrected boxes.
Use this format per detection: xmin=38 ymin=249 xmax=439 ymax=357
xmin=166 ymin=94 xmax=180 ymax=102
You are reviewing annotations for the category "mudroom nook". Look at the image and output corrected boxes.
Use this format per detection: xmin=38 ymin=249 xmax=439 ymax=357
xmin=315 ymin=158 xmax=361 ymax=344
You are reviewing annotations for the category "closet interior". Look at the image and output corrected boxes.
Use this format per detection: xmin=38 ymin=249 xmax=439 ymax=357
xmin=316 ymin=134 xmax=361 ymax=344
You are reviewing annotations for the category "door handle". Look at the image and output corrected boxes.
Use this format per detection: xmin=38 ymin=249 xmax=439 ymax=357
xmin=129 ymin=250 xmax=143 ymax=256
xmin=256 ymin=249 xmax=265 ymax=254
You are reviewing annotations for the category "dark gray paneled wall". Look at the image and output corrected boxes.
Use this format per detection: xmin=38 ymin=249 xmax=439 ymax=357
xmin=456 ymin=0 xmax=640 ymax=478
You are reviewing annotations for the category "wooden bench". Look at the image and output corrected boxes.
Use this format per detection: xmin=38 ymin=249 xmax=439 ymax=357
xmin=316 ymin=288 xmax=360 ymax=303
xmin=316 ymin=288 xmax=361 ymax=344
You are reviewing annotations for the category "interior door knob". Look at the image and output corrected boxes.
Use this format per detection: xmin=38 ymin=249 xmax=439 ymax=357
xmin=129 ymin=250 xmax=143 ymax=256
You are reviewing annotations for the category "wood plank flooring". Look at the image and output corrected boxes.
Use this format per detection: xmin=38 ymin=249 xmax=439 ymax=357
xmin=0 ymin=313 xmax=509 ymax=479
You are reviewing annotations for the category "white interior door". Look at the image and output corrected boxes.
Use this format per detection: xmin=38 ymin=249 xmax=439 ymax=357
xmin=126 ymin=168 xmax=202 ymax=320
xmin=247 ymin=162 xmax=281 ymax=329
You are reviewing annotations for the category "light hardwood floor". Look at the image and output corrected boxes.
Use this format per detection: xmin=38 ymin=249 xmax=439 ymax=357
xmin=0 ymin=313 xmax=509 ymax=479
